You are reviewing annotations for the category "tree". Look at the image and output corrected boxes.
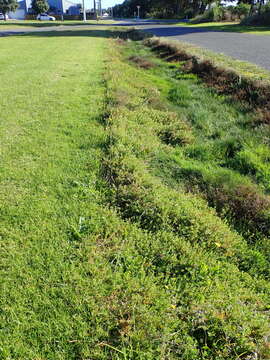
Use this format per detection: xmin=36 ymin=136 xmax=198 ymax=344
xmin=0 ymin=0 xmax=18 ymax=19
xmin=112 ymin=0 xmax=219 ymax=19
xmin=93 ymin=0 xmax=96 ymax=18
xmin=31 ymin=0 xmax=49 ymax=14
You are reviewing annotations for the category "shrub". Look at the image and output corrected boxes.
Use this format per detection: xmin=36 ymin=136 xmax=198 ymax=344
xmin=191 ymin=4 xmax=249 ymax=23
xmin=234 ymin=3 xmax=250 ymax=18
xmin=241 ymin=10 xmax=270 ymax=26
xmin=191 ymin=5 xmax=227 ymax=23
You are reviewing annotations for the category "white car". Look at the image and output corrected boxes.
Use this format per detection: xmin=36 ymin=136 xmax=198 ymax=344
xmin=37 ymin=13 xmax=56 ymax=21
xmin=0 ymin=13 xmax=8 ymax=20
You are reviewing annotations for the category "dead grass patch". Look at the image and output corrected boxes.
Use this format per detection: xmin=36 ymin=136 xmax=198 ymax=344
xmin=128 ymin=55 xmax=156 ymax=69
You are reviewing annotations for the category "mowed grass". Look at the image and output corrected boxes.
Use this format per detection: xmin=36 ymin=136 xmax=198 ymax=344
xmin=174 ymin=21 xmax=270 ymax=35
xmin=0 ymin=30 xmax=109 ymax=358
xmin=1 ymin=28 xmax=270 ymax=360
xmin=0 ymin=19 xmax=116 ymax=30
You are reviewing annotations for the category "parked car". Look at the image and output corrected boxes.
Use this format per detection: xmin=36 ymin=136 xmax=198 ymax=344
xmin=0 ymin=13 xmax=8 ymax=20
xmin=37 ymin=13 xmax=56 ymax=21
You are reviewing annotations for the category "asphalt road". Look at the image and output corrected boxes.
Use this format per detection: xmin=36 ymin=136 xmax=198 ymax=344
xmin=118 ymin=19 xmax=270 ymax=71
xmin=0 ymin=19 xmax=269 ymax=71
xmin=137 ymin=23 xmax=270 ymax=71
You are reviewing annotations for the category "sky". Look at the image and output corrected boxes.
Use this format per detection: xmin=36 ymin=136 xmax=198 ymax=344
xmin=74 ymin=0 xmax=123 ymax=11
xmin=100 ymin=0 xmax=123 ymax=8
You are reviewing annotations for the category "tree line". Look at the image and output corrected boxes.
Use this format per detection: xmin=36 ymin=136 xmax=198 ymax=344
xmin=112 ymin=0 xmax=269 ymax=19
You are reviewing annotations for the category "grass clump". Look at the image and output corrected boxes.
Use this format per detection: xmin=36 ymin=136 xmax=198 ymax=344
xmin=156 ymin=154 xmax=270 ymax=239
xmin=157 ymin=111 xmax=194 ymax=146
xmin=229 ymin=144 xmax=270 ymax=191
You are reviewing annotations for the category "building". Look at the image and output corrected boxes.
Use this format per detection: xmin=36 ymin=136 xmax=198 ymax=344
xmin=8 ymin=0 xmax=31 ymax=19
xmin=9 ymin=0 xmax=83 ymax=19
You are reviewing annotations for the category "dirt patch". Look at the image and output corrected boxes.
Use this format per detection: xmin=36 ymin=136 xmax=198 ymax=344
xmin=128 ymin=55 xmax=156 ymax=69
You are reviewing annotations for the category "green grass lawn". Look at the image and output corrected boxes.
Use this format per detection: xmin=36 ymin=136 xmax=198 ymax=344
xmin=0 ymin=19 xmax=116 ymax=29
xmin=1 ymin=28 xmax=270 ymax=359
xmin=174 ymin=20 xmax=270 ymax=35
xmin=0 ymin=29 xmax=109 ymax=359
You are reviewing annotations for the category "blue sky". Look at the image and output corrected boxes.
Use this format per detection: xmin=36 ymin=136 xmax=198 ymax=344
xmin=86 ymin=0 xmax=122 ymax=8
xmin=68 ymin=0 xmax=123 ymax=11
xmin=102 ymin=0 xmax=122 ymax=7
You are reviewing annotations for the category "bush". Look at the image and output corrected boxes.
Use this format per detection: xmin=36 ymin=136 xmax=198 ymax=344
xmin=192 ymin=5 xmax=232 ymax=23
xmin=192 ymin=4 xmax=249 ymax=23
xmin=241 ymin=2 xmax=270 ymax=26
xmin=241 ymin=10 xmax=270 ymax=25
xmin=234 ymin=3 xmax=250 ymax=18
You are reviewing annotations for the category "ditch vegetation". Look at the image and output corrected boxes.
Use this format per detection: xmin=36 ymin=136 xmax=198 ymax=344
xmin=99 ymin=34 xmax=270 ymax=359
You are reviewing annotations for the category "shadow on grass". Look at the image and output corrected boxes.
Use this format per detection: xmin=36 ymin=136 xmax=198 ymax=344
xmin=3 ymin=22 xmax=269 ymax=42
xmin=20 ymin=28 xmax=151 ymax=40
xmin=8 ymin=26 xmax=241 ymax=40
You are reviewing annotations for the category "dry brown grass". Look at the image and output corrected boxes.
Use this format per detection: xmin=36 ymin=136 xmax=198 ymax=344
xmin=128 ymin=55 xmax=156 ymax=69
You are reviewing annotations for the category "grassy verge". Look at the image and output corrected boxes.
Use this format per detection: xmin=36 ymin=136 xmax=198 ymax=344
xmin=143 ymin=36 xmax=270 ymax=116
xmin=0 ymin=19 xmax=116 ymax=29
xmin=101 ymin=38 xmax=270 ymax=358
xmin=141 ymin=37 xmax=270 ymax=236
xmin=143 ymin=37 xmax=270 ymax=83
xmin=173 ymin=21 xmax=270 ymax=35
xmin=0 ymin=29 xmax=109 ymax=359
xmin=0 ymin=28 xmax=270 ymax=359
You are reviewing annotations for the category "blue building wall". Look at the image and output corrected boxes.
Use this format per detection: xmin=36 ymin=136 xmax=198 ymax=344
xmin=25 ymin=0 xmax=82 ymax=15
xmin=47 ymin=0 xmax=64 ymax=14
xmin=10 ymin=0 xmax=86 ymax=18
